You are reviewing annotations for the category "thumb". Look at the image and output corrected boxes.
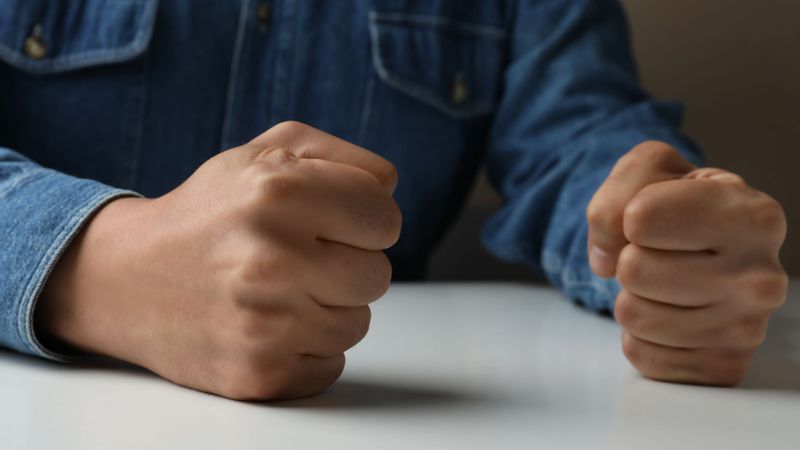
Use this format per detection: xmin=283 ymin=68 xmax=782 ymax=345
xmin=586 ymin=141 xmax=695 ymax=278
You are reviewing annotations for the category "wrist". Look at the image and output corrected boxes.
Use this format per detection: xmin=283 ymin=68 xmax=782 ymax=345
xmin=35 ymin=196 xmax=154 ymax=363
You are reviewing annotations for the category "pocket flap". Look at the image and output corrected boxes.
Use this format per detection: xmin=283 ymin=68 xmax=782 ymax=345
xmin=0 ymin=0 xmax=158 ymax=74
xmin=369 ymin=11 xmax=507 ymax=118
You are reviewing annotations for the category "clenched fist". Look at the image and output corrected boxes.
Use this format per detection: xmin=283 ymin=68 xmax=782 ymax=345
xmin=36 ymin=121 xmax=401 ymax=400
xmin=587 ymin=141 xmax=787 ymax=386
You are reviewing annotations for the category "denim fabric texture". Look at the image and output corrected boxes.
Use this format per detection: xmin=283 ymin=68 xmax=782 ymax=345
xmin=0 ymin=0 xmax=703 ymax=360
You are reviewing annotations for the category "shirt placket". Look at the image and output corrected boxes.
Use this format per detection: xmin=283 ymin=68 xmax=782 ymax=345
xmin=221 ymin=0 xmax=298 ymax=150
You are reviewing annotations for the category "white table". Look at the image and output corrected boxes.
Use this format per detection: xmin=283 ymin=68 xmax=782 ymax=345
xmin=2 ymin=282 xmax=799 ymax=450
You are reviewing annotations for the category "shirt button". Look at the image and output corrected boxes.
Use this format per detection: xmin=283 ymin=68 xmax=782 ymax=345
xmin=24 ymin=24 xmax=47 ymax=60
xmin=256 ymin=3 xmax=271 ymax=30
xmin=451 ymin=73 xmax=469 ymax=105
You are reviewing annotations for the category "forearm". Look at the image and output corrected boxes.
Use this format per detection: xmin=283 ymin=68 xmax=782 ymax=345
xmin=538 ymin=101 xmax=704 ymax=310
xmin=35 ymin=196 xmax=153 ymax=361
xmin=482 ymin=0 xmax=704 ymax=310
xmin=0 ymin=147 xmax=139 ymax=360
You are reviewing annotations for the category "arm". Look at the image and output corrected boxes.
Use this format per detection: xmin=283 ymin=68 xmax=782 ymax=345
xmin=482 ymin=0 xmax=702 ymax=311
xmin=483 ymin=0 xmax=787 ymax=385
xmin=29 ymin=122 xmax=400 ymax=400
xmin=0 ymin=146 xmax=136 ymax=360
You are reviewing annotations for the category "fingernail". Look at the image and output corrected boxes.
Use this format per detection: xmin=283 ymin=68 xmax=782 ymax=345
xmin=589 ymin=245 xmax=616 ymax=278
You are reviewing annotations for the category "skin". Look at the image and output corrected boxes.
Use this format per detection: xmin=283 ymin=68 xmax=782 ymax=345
xmin=35 ymin=128 xmax=785 ymax=400
xmin=35 ymin=121 xmax=402 ymax=401
xmin=587 ymin=141 xmax=788 ymax=386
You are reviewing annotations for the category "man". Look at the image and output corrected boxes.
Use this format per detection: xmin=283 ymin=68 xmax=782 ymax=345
xmin=0 ymin=0 xmax=786 ymax=400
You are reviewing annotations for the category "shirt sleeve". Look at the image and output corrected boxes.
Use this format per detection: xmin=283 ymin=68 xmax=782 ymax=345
xmin=481 ymin=0 xmax=705 ymax=312
xmin=0 ymin=147 xmax=139 ymax=361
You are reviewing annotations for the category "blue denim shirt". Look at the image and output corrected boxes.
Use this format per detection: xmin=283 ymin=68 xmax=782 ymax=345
xmin=0 ymin=0 xmax=702 ymax=361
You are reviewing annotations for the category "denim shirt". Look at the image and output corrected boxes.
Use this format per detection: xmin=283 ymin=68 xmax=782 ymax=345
xmin=0 ymin=0 xmax=702 ymax=360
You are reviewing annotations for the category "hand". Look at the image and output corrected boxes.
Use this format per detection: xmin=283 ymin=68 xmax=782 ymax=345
xmin=36 ymin=121 xmax=402 ymax=400
xmin=587 ymin=141 xmax=787 ymax=386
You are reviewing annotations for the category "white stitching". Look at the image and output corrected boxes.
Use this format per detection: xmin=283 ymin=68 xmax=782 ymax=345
xmin=356 ymin=69 xmax=376 ymax=146
xmin=370 ymin=11 xmax=507 ymax=39
xmin=220 ymin=0 xmax=252 ymax=150
xmin=0 ymin=170 xmax=44 ymax=200
xmin=367 ymin=13 xmax=496 ymax=120
xmin=0 ymin=0 xmax=158 ymax=75
xmin=18 ymin=187 xmax=142 ymax=362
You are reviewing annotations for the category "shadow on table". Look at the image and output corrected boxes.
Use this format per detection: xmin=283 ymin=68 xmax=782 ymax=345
xmin=0 ymin=348 xmax=494 ymax=409
xmin=739 ymin=314 xmax=800 ymax=391
xmin=272 ymin=379 xmax=489 ymax=411
xmin=0 ymin=346 xmax=151 ymax=376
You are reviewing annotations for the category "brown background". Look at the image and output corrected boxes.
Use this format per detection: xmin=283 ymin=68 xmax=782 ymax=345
xmin=429 ymin=0 xmax=800 ymax=279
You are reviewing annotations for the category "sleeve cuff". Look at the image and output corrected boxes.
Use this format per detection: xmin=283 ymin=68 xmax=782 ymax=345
xmin=0 ymin=169 xmax=140 ymax=362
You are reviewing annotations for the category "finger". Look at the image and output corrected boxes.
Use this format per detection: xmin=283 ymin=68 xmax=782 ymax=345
xmin=300 ymin=160 xmax=401 ymax=250
xmin=257 ymin=156 xmax=402 ymax=251
xmin=621 ymin=332 xmax=750 ymax=386
xmin=289 ymin=304 xmax=372 ymax=358
xmin=250 ymin=121 xmax=398 ymax=193
xmin=623 ymin=174 xmax=784 ymax=253
xmin=615 ymin=290 xmax=742 ymax=349
xmin=586 ymin=141 xmax=695 ymax=277
xmin=616 ymin=244 xmax=724 ymax=307
xmin=272 ymin=353 xmax=346 ymax=400
xmin=304 ymin=240 xmax=392 ymax=307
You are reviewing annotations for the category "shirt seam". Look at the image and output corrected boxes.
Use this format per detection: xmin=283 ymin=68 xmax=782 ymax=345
xmin=16 ymin=188 xmax=140 ymax=362
xmin=220 ymin=0 xmax=251 ymax=150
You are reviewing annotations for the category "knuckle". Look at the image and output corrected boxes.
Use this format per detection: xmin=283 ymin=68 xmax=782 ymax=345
xmin=382 ymin=200 xmax=403 ymax=247
xmin=614 ymin=291 xmax=639 ymax=329
xmin=330 ymin=354 xmax=347 ymax=381
xmin=628 ymin=141 xmax=682 ymax=166
xmin=347 ymin=177 xmax=403 ymax=249
xmin=270 ymin=120 xmax=311 ymax=137
xmin=377 ymin=161 xmax=399 ymax=191
xmin=741 ymin=270 xmax=788 ymax=309
xmin=354 ymin=307 xmax=372 ymax=341
xmin=586 ymin=195 xmax=617 ymax=232
xmin=252 ymin=146 xmax=295 ymax=165
xmin=751 ymin=194 xmax=787 ymax=238
xmin=728 ymin=173 xmax=747 ymax=186
xmin=728 ymin=319 xmax=769 ymax=350
xmin=720 ymin=171 xmax=747 ymax=187
xmin=228 ymin=303 xmax=292 ymax=348
xmin=275 ymin=314 xmax=302 ymax=346
xmin=622 ymin=193 xmax=655 ymax=243
xmin=248 ymin=121 xmax=312 ymax=148
xmin=358 ymin=252 xmax=393 ymax=303
xmin=614 ymin=146 xmax=647 ymax=173
xmin=620 ymin=332 xmax=642 ymax=365
xmin=372 ymin=252 xmax=393 ymax=298
xmin=363 ymin=192 xmax=403 ymax=248
xmin=613 ymin=141 xmax=693 ymax=185
xmin=253 ymin=170 xmax=302 ymax=204
xmin=235 ymin=311 xmax=269 ymax=343
xmin=615 ymin=245 xmax=643 ymax=288
xmin=233 ymin=246 xmax=296 ymax=291
xmin=345 ymin=307 xmax=372 ymax=346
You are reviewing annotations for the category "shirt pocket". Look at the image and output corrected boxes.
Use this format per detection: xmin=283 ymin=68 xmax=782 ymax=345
xmin=0 ymin=0 xmax=157 ymax=74
xmin=0 ymin=0 xmax=158 ymax=190
xmin=368 ymin=11 xmax=508 ymax=120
